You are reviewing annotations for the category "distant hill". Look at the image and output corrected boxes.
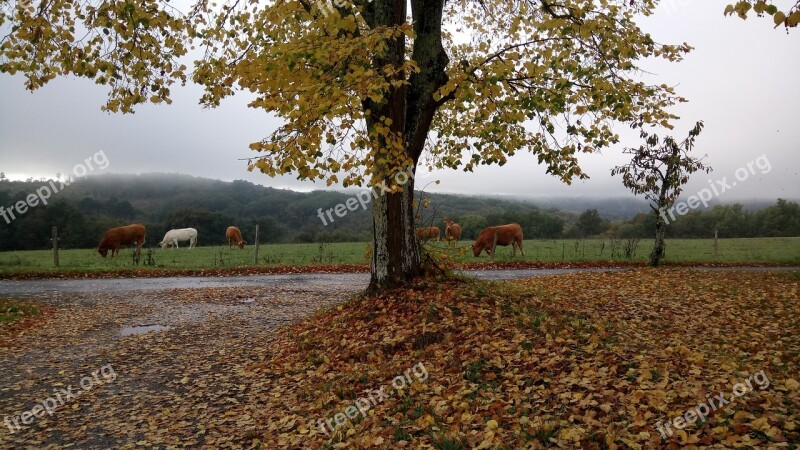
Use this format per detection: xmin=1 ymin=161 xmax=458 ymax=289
xmin=0 ymin=173 xmax=796 ymax=251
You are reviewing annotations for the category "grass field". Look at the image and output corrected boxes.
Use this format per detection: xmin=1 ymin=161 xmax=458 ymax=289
xmin=0 ymin=237 xmax=797 ymax=274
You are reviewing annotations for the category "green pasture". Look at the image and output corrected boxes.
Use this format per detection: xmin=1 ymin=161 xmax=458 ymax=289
xmin=0 ymin=242 xmax=368 ymax=273
xmin=0 ymin=237 xmax=797 ymax=274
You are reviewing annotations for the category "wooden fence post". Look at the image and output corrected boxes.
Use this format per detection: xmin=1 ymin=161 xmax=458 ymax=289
xmin=52 ymin=226 xmax=59 ymax=267
xmin=254 ymin=224 xmax=260 ymax=264
xmin=713 ymin=227 xmax=719 ymax=260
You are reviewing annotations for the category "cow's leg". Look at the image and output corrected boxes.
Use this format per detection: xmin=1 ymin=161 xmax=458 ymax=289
xmin=518 ymin=239 xmax=524 ymax=256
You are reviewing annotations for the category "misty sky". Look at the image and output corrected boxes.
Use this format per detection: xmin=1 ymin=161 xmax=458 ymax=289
xmin=1 ymin=2 xmax=798 ymax=201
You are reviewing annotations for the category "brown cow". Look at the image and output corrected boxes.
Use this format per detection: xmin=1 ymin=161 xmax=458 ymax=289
xmin=226 ymin=226 xmax=247 ymax=249
xmin=97 ymin=224 xmax=146 ymax=258
xmin=415 ymin=227 xmax=440 ymax=241
xmin=443 ymin=219 xmax=462 ymax=243
xmin=471 ymin=223 xmax=524 ymax=257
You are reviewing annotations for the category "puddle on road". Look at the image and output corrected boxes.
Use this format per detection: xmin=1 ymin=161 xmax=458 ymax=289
xmin=119 ymin=324 xmax=171 ymax=336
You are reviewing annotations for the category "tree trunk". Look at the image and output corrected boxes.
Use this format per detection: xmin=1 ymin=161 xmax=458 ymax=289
xmin=368 ymin=177 xmax=421 ymax=293
xmin=650 ymin=212 xmax=666 ymax=267
xmin=362 ymin=0 xmax=450 ymax=292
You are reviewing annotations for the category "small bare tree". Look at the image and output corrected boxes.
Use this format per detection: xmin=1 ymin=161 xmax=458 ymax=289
xmin=612 ymin=121 xmax=711 ymax=267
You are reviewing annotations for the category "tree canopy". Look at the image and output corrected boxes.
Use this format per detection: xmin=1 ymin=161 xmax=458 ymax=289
xmin=725 ymin=1 xmax=800 ymax=29
xmin=2 ymin=0 xmax=690 ymax=185
xmin=611 ymin=121 xmax=711 ymax=213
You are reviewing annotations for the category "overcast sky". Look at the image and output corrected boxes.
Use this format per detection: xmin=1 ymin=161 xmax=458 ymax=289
xmin=1 ymin=2 xmax=798 ymax=201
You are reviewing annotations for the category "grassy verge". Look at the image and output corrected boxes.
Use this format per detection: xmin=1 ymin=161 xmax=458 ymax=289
xmin=248 ymin=269 xmax=799 ymax=448
xmin=0 ymin=298 xmax=39 ymax=325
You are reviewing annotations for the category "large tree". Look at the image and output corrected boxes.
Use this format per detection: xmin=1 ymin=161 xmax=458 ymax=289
xmin=1 ymin=0 xmax=690 ymax=291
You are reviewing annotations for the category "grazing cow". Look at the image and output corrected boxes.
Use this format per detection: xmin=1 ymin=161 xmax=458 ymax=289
xmin=97 ymin=224 xmax=146 ymax=258
xmin=159 ymin=228 xmax=198 ymax=249
xmin=226 ymin=226 xmax=247 ymax=249
xmin=415 ymin=227 xmax=440 ymax=241
xmin=443 ymin=219 xmax=462 ymax=243
xmin=471 ymin=223 xmax=524 ymax=257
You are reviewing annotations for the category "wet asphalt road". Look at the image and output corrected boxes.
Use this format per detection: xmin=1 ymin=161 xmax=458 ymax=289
xmin=0 ymin=268 xmax=621 ymax=296
xmin=0 ymin=266 xmax=795 ymax=296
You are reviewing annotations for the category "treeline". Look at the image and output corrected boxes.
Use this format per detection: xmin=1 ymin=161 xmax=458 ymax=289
xmin=0 ymin=173 xmax=797 ymax=251
xmin=607 ymin=200 xmax=800 ymax=239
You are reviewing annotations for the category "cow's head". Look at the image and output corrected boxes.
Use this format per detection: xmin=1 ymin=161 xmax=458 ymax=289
xmin=238 ymin=240 xmax=247 ymax=249
xmin=97 ymin=247 xmax=108 ymax=258
xmin=471 ymin=244 xmax=481 ymax=257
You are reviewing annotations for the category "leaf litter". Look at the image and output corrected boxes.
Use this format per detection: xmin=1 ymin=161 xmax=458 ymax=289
xmin=0 ymin=269 xmax=797 ymax=449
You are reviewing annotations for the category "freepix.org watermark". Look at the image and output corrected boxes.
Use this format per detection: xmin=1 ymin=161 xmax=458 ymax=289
xmin=316 ymin=165 xmax=415 ymax=226
xmin=655 ymin=369 xmax=770 ymax=440
xmin=0 ymin=150 xmax=110 ymax=225
xmin=4 ymin=363 xmax=117 ymax=434
xmin=660 ymin=0 xmax=691 ymax=15
xmin=314 ymin=362 xmax=428 ymax=436
xmin=659 ymin=155 xmax=771 ymax=224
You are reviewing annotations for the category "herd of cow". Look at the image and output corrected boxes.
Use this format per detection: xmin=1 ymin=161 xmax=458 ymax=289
xmin=95 ymin=224 xmax=247 ymax=257
xmin=417 ymin=219 xmax=525 ymax=257
xmin=95 ymin=221 xmax=525 ymax=258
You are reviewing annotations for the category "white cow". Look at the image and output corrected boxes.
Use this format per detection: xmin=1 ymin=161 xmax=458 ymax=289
xmin=158 ymin=228 xmax=198 ymax=249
